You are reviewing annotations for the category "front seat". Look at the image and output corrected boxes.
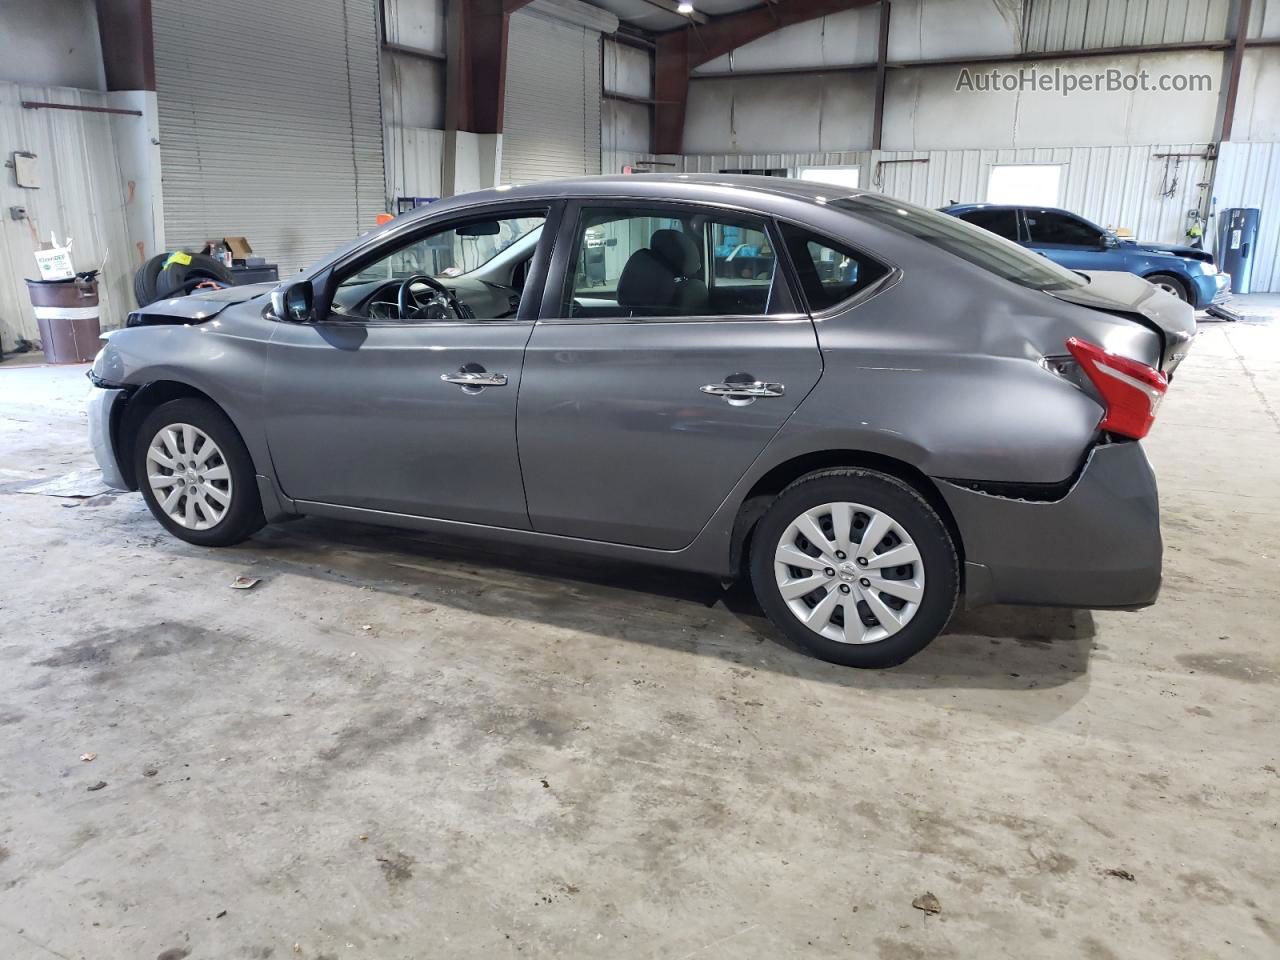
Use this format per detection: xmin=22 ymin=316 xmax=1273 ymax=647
xmin=616 ymin=247 xmax=676 ymax=316
xmin=650 ymin=229 xmax=709 ymax=313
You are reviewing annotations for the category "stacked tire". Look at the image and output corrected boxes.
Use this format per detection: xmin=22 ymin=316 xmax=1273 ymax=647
xmin=133 ymin=252 xmax=233 ymax=307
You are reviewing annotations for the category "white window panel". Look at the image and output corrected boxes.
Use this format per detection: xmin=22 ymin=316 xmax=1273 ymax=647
xmin=797 ymin=166 xmax=861 ymax=190
xmin=987 ymin=164 xmax=1063 ymax=206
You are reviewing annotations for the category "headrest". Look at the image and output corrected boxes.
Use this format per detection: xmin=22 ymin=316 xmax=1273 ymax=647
xmin=617 ymin=248 xmax=675 ymax=309
xmin=650 ymin=229 xmax=701 ymax=278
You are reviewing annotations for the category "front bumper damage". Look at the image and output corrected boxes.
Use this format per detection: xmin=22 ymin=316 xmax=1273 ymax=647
xmin=87 ymin=386 xmax=131 ymax=491
xmin=938 ymin=440 xmax=1162 ymax=610
xmin=1193 ymin=271 xmax=1232 ymax=309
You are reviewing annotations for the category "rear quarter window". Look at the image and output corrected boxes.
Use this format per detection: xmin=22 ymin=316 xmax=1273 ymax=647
xmin=779 ymin=223 xmax=892 ymax=312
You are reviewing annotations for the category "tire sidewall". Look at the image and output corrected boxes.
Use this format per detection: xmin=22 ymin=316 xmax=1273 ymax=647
xmin=750 ymin=471 xmax=958 ymax=668
xmin=134 ymin=398 xmax=263 ymax=547
xmin=155 ymin=254 xmax=234 ymax=300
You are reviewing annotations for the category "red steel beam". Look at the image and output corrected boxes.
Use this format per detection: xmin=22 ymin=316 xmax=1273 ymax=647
xmin=653 ymin=0 xmax=879 ymax=154
xmin=871 ymin=1 xmax=890 ymax=150
xmin=446 ymin=0 xmax=535 ymax=135
xmin=1219 ymin=0 xmax=1253 ymax=141
xmin=94 ymin=0 xmax=155 ymax=92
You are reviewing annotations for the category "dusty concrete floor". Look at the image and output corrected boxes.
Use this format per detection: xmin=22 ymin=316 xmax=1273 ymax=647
xmin=1 ymin=303 xmax=1277 ymax=960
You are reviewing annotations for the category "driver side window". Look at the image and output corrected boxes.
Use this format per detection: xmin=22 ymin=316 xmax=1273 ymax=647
xmin=333 ymin=212 xmax=546 ymax=322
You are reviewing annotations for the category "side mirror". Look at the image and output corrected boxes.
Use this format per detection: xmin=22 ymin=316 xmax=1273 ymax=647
xmin=1101 ymin=233 xmax=1119 ymax=248
xmin=271 ymin=280 xmax=314 ymax=323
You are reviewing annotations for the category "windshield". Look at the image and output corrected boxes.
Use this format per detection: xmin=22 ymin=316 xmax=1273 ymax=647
xmin=834 ymin=195 xmax=1086 ymax=292
xmin=342 ymin=217 xmax=544 ymax=286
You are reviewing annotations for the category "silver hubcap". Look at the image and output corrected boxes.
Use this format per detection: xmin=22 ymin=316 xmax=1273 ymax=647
xmin=773 ymin=501 xmax=926 ymax=645
xmin=145 ymin=423 xmax=233 ymax=530
xmin=1156 ymin=281 xmax=1182 ymax=298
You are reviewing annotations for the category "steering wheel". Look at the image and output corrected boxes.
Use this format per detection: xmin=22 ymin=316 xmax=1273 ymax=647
xmin=396 ymin=274 xmax=465 ymax=321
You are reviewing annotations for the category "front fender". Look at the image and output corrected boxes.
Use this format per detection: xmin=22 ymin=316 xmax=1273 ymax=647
xmin=98 ymin=310 xmax=273 ymax=477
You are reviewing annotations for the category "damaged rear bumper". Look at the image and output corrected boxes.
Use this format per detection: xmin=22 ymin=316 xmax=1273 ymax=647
xmin=938 ymin=441 xmax=1162 ymax=610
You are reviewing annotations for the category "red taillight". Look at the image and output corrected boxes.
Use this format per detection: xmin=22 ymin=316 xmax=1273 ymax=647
xmin=1065 ymin=337 xmax=1168 ymax=440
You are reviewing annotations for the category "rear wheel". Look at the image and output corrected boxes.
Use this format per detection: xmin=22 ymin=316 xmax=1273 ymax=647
xmin=135 ymin=398 xmax=265 ymax=546
xmin=749 ymin=469 xmax=958 ymax=668
xmin=1146 ymin=273 xmax=1188 ymax=302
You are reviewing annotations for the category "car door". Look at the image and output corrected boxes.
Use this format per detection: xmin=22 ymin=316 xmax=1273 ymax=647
xmin=516 ymin=200 xmax=823 ymax=550
xmin=1024 ymin=209 xmax=1113 ymax=271
xmin=262 ymin=204 xmax=559 ymax=527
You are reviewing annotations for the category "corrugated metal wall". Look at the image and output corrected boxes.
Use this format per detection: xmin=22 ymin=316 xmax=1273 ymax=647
xmin=0 ymin=83 xmax=134 ymax=350
xmin=1021 ymin=0 xmax=1231 ymax=51
xmin=1213 ymin=141 xmax=1280 ymax=292
xmin=502 ymin=8 xmax=603 ymax=184
xmin=680 ymin=143 xmax=1214 ymax=246
xmin=152 ymin=0 xmax=385 ymax=276
xmin=385 ymin=125 xmax=445 ymax=202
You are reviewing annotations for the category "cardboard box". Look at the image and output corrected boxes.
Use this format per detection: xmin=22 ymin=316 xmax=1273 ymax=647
xmin=202 ymin=236 xmax=254 ymax=265
xmin=34 ymin=245 xmax=75 ymax=281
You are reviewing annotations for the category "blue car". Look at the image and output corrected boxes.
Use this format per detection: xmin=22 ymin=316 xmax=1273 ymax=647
xmin=941 ymin=204 xmax=1230 ymax=309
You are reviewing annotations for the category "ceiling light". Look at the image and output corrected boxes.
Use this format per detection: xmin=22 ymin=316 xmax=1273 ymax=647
xmin=677 ymin=2 xmax=695 ymax=13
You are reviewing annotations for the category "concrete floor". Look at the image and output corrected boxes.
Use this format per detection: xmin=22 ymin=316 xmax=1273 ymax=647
xmin=1 ymin=302 xmax=1277 ymax=960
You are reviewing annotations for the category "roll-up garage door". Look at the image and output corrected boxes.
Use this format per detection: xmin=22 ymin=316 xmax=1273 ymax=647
xmin=152 ymin=0 xmax=384 ymax=274
xmin=502 ymin=5 xmax=605 ymax=185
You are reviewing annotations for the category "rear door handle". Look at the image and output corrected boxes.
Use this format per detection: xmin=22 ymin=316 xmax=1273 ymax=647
xmin=700 ymin=380 xmax=786 ymax=406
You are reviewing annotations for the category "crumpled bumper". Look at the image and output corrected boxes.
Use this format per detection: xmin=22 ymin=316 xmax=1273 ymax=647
xmin=88 ymin=387 xmax=130 ymax=491
xmin=1191 ymin=271 xmax=1232 ymax=308
xmin=937 ymin=441 xmax=1162 ymax=610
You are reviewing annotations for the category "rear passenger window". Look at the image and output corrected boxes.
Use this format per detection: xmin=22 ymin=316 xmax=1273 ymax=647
xmin=562 ymin=206 xmax=790 ymax=320
xmin=780 ymin=224 xmax=891 ymax=312
xmin=959 ymin=208 xmax=1020 ymax=241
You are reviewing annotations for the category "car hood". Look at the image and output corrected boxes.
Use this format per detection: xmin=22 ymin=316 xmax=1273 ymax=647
xmin=1120 ymin=239 xmax=1213 ymax=263
xmin=1048 ymin=270 xmax=1196 ymax=372
xmin=128 ymin=283 xmax=273 ymax=325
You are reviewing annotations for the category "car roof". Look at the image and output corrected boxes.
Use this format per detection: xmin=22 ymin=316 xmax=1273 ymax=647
xmin=942 ymin=203 xmax=1081 ymax=217
xmin=398 ymin=173 xmax=865 ymax=226
xmin=479 ymin=172 xmax=855 ymax=202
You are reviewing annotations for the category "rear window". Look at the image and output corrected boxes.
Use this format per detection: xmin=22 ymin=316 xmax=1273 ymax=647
xmin=836 ymin=195 xmax=1085 ymax=292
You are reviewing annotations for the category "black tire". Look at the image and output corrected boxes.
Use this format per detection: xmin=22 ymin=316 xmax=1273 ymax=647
xmin=154 ymin=254 xmax=234 ymax=300
xmin=749 ymin=469 xmax=959 ymax=668
xmin=134 ymin=398 xmax=265 ymax=547
xmin=1146 ymin=273 xmax=1189 ymax=302
xmin=133 ymin=253 xmax=170 ymax=307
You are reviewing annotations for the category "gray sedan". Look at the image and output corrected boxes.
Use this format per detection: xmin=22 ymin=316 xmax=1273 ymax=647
xmin=88 ymin=175 xmax=1194 ymax=667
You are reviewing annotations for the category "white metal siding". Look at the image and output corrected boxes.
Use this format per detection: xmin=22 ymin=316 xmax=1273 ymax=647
xmin=502 ymin=9 xmax=603 ymax=184
xmin=1022 ymin=0 xmax=1232 ymax=51
xmin=0 ymin=83 xmax=134 ymax=348
xmin=151 ymin=0 xmax=384 ymax=275
xmin=681 ymin=143 xmax=1214 ymax=247
xmin=1213 ymin=141 xmax=1280 ymax=292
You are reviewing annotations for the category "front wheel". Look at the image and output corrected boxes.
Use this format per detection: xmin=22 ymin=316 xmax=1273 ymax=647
xmin=749 ymin=469 xmax=959 ymax=668
xmin=135 ymin=398 xmax=265 ymax=546
xmin=1146 ymin=273 xmax=1189 ymax=302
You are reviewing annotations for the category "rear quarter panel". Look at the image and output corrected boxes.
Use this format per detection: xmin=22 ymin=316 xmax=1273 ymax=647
xmin=765 ymin=207 xmax=1157 ymax=484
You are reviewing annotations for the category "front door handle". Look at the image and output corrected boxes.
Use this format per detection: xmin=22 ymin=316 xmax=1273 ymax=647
xmin=700 ymin=380 xmax=786 ymax=406
xmin=441 ymin=368 xmax=507 ymax=392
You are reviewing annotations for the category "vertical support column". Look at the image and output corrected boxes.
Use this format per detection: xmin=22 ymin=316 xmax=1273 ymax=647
xmin=442 ymin=0 xmax=533 ymax=195
xmin=653 ymin=30 xmax=690 ymax=156
xmin=871 ymin=1 xmax=891 ymax=151
xmin=95 ymin=0 xmax=155 ymax=91
xmin=1216 ymin=0 xmax=1253 ymax=142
